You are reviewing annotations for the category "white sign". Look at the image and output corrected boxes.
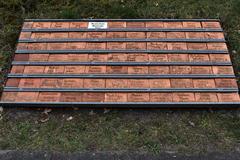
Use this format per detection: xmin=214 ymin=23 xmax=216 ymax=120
xmin=88 ymin=22 xmax=108 ymax=29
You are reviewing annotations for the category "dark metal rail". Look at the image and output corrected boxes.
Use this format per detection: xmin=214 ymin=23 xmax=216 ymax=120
xmin=1 ymin=102 xmax=240 ymax=108
xmin=18 ymin=38 xmax=226 ymax=43
xmin=8 ymin=74 xmax=236 ymax=79
xmin=24 ymin=19 xmax=220 ymax=22
xmin=15 ymin=50 xmax=228 ymax=54
xmin=22 ymin=28 xmax=223 ymax=32
xmin=3 ymin=87 xmax=238 ymax=93
xmin=11 ymin=61 xmax=232 ymax=66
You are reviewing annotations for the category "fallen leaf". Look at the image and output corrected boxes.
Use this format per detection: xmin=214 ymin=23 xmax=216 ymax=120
xmin=103 ymin=108 xmax=110 ymax=114
xmin=39 ymin=113 xmax=49 ymax=123
xmin=44 ymin=108 xmax=52 ymax=114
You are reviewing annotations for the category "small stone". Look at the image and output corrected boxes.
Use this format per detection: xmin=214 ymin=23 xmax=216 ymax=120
xmin=66 ymin=116 xmax=73 ymax=121
xmin=188 ymin=121 xmax=195 ymax=127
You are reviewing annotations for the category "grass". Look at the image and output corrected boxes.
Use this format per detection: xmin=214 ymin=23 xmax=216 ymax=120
xmin=0 ymin=0 xmax=240 ymax=154
xmin=0 ymin=110 xmax=240 ymax=154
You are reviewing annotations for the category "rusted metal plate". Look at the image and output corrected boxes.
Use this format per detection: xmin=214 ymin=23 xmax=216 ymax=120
xmin=1 ymin=19 xmax=239 ymax=107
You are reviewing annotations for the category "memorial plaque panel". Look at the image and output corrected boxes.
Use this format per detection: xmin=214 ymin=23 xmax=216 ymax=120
xmin=60 ymin=92 xmax=82 ymax=102
xmin=186 ymin=32 xmax=205 ymax=39
xmin=47 ymin=43 xmax=67 ymax=50
xmin=126 ymin=32 xmax=146 ymax=38
xmin=28 ymin=43 xmax=47 ymax=50
xmin=82 ymin=93 xmax=105 ymax=102
xmin=105 ymin=93 xmax=127 ymax=102
xmin=69 ymin=32 xmax=87 ymax=38
xmin=68 ymin=42 xmax=86 ymax=49
xmin=183 ymin=22 xmax=201 ymax=28
xmin=149 ymin=54 xmax=168 ymax=62
xmin=215 ymin=79 xmax=238 ymax=88
xmin=205 ymin=32 xmax=224 ymax=39
xmin=202 ymin=22 xmax=221 ymax=28
xmin=106 ymin=32 xmax=126 ymax=38
xmin=89 ymin=54 xmax=108 ymax=62
xmin=83 ymin=79 xmax=105 ymax=88
xmin=38 ymin=92 xmax=61 ymax=102
xmin=126 ymin=42 xmax=146 ymax=50
xmin=31 ymin=33 xmax=51 ymax=39
xmin=107 ymin=42 xmax=126 ymax=50
xmin=171 ymin=79 xmax=193 ymax=88
xmin=168 ymin=54 xmax=189 ymax=62
xmin=128 ymin=66 xmax=148 ymax=74
xmin=11 ymin=66 xmax=24 ymax=74
xmin=14 ymin=54 xmax=29 ymax=61
xmin=147 ymin=32 xmax=166 ymax=39
xmin=126 ymin=22 xmax=145 ymax=28
xmin=212 ymin=66 xmax=234 ymax=75
xmin=29 ymin=54 xmax=49 ymax=61
xmin=150 ymin=93 xmax=173 ymax=102
xmin=189 ymin=54 xmax=209 ymax=62
xmin=170 ymin=66 xmax=191 ymax=74
xmin=108 ymin=22 xmax=126 ymax=28
xmin=51 ymin=22 xmax=69 ymax=28
xmin=167 ymin=32 xmax=186 ymax=39
xmin=147 ymin=42 xmax=167 ymax=50
xmin=191 ymin=66 xmax=212 ymax=74
xmin=167 ymin=43 xmax=187 ymax=50
xmin=150 ymin=79 xmax=171 ymax=88
xmin=86 ymin=66 xmax=106 ymax=74
xmin=106 ymin=79 xmax=128 ymax=88
xmin=217 ymin=93 xmax=240 ymax=102
xmin=16 ymin=92 xmax=39 ymax=102
xmin=24 ymin=66 xmax=45 ymax=74
xmin=32 ymin=22 xmax=51 ymax=28
xmin=207 ymin=43 xmax=227 ymax=50
xmin=68 ymin=54 xmax=88 ymax=62
xmin=64 ymin=66 xmax=85 ymax=74
xmin=45 ymin=66 xmax=65 ymax=74
xmin=164 ymin=22 xmax=183 ymax=28
xmin=193 ymin=79 xmax=216 ymax=88
xmin=40 ymin=78 xmax=62 ymax=88
xmin=1 ymin=92 xmax=18 ymax=102
xmin=187 ymin=43 xmax=207 ymax=50
xmin=108 ymin=53 xmax=127 ymax=62
xmin=127 ymin=93 xmax=149 ymax=102
xmin=106 ymin=66 xmax=128 ymax=74
xmin=62 ymin=79 xmax=83 ymax=88
xmin=50 ymin=32 xmax=68 ymax=39
xmin=195 ymin=93 xmax=218 ymax=102
xmin=48 ymin=54 xmax=69 ymax=62
xmin=173 ymin=93 xmax=195 ymax=102
xmin=209 ymin=54 xmax=230 ymax=62
xmin=128 ymin=79 xmax=149 ymax=88
xmin=19 ymin=78 xmax=41 ymax=88
xmin=70 ymin=22 xmax=88 ymax=28
xmin=6 ymin=79 xmax=20 ymax=87
xmin=146 ymin=22 xmax=164 ymax=28
xmin=149 ymin=66 xmax=169 ymax=74
xmin=127 ymin=53 xmax=149 ymax=62
xmin=87 ymin=32 xmax=106 ymax=38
